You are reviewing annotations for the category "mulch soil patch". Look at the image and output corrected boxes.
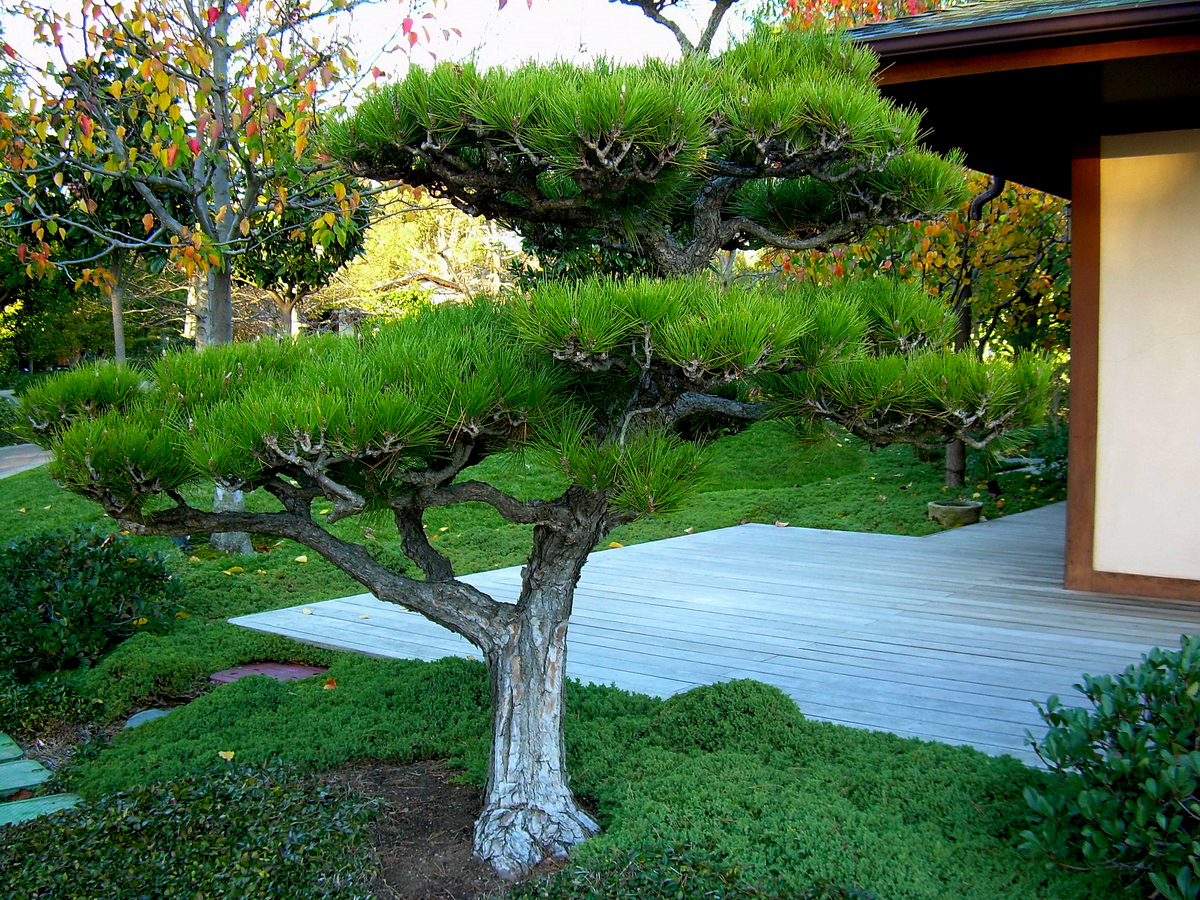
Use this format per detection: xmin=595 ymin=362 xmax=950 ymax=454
xmin=323 ymin=759 xmax=556 ymax=900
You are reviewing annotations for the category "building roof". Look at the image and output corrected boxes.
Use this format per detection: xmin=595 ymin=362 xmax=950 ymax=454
xmin=852 ymin=0 xmax=1200 ymax=56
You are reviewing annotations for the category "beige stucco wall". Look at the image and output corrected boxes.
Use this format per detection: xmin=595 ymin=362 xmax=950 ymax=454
xmin=1094 ymin=130 xmax=1200 ymax=581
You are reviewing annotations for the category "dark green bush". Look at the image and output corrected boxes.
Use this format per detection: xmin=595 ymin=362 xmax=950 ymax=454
xmin=0 ymin=670 xmax=97 ymax=737
xmin=0 ymin=766 xmax=377 ymax=900
xmin=1024 ymin=636 xmax=1200 ymax=900
xmin=506 ymin=843 xmax=873 ymax=900
xmin=0 ymin=527 xmax=184 ymax=678
xmin=655 ymin=679 xmax=804 ymax=753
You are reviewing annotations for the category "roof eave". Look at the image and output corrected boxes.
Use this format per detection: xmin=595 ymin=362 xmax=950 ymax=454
xmin=856 ymin=1 xmax=1200 ymax=57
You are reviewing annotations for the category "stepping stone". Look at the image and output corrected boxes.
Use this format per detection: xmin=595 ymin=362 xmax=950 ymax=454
xmin=209 ymin=662 xmax=328 ymax=684
xmin=0 ymin=793 xmax=83 ymax=826
xmin=124 ymin=709 xmax=172 ymax=729
xmin=0 ymin=733 xmax=21 ymax=761
xmin=0 ymin=759 xmax=51 ymax=798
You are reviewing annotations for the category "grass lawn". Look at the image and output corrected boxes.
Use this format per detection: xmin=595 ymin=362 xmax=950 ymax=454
xmin=0 ymin=422 xmax=1099 ymax=900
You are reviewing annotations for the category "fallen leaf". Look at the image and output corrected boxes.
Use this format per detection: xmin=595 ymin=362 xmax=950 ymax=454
xmin=302 ymin=608 xmax=313 ymax=615
xmin=255 ymin=569 xmax=267 ymax=575
xmin=132 ymin=617 xmax=148 ymax=626
xmin=683 ymin=527 xmax=694 ymax=534
xmin=17 ymin=508 xmax=25 ymax=513
xmin=42 ymin=505 xmax=50 ymax=509
xmin=607 ymin=541 xmax=623 ymax=549
xmin=438 ymin=526 xmax=450 ymax=532
xmin=222 ymin=566 xmax=244 ymax=575
xmin=294 ymin=555 xmax=308 ymax=563
xmin=324 ymin=678 xmax=338 ymax=690
xmin=318 ymin=508 xmax=331 ymax=515
xmin=774 ymin=520 xmax=789 ymax=527
xmin=359 ymin=614 xmax=370 ymax=619
xmin=217 ymin=750 xmax=235 ymax=761
xmin=188 ymin=556 xmax=201 ymax=562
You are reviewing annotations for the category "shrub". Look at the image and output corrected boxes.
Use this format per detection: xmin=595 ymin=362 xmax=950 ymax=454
xmin=1023 ymin=636 xmax=1200 ymax=900
xmin=0 ymin=399 xmax=24 ymax=446
xmin=655 ymin=679 xmax=804 ymax=753
xmin=0 ymin=766 xmax=377 ymax=900
xmin=0 ymin=670 xmax=97 ymax=737
xmin=0 ymin=527 xmax=184 ymax=678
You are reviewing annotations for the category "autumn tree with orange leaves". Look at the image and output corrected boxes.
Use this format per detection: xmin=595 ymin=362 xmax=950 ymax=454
xmin=0 ymin=0 xmax=370 ymax=346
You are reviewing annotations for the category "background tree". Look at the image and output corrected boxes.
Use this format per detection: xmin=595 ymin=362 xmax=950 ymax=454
xmin=326 ymin=24 xmax=967 ymax=279
xmin=0 ymin=0 xmax=369 ymax=346
xmin=233 ymin=179 xmax=374 ymax=337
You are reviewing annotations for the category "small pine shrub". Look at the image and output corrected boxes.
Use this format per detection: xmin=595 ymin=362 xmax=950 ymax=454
xmin=0 ymin=766 xmax=377 ymax=900
xmin=1023 ymin=636 xmax=1200 ymax=900
xmin=0 ymin=527 xmax=184 ymax=678
xmin=655 ymin=679 xmax=804 ymax=753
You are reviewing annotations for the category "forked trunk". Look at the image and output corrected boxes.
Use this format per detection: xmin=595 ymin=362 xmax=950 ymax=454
xmin=473 ymin=495 xmax=606 ymax=879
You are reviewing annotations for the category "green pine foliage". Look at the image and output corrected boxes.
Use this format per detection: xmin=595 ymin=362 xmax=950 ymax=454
xmin=324 ymin=26 xmax=967 ymax=276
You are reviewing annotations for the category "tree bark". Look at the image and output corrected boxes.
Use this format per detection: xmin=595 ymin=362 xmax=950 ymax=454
xmin=185 ymin=273 xmax=210 ymax=348
xmin=208 ymin=265 xmax=234 ymax=345
xmin=209 ymin=482 xmax=254 ymax=554
xmin=473 ymin=493 xmax=606 ymax=879
xmin=109 ymin=249 xmax=127 ymax=362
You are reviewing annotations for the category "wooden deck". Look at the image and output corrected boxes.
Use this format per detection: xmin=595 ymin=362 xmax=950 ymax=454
xmin=231 ymin=503 xmax=1200 ymax=763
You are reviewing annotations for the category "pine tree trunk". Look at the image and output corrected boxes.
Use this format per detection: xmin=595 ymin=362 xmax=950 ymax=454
xmin=207 ymin=266 xmax=234 ymax=345
xmin=473 ymin=494 xmax=605 ymax=878
xmin=109 ymin=250 xmax=127 ymax=362
xmin=185 ymin=273 xmax=210 ymax=348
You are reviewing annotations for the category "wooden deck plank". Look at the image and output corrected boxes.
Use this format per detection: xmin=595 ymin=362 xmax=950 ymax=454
xmin=231 ymin=503 xmax=1200 ymax=761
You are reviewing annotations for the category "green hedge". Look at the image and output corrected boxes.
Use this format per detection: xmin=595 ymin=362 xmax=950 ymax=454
xmin=0 ymin=766 xmax=376 ymax=900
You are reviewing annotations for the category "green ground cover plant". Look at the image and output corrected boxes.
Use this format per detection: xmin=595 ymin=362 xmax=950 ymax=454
xmin=0 ymin=766 xmax=377 ymax=900
xmin=52 ymin=661 xmax=1118 ymax=900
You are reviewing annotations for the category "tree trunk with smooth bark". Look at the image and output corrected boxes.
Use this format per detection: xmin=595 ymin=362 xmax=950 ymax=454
xmin=109 ymin=250 xmax=127 ymax=362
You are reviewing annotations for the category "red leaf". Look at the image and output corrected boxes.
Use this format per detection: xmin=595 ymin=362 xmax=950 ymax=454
xmin=2 ymin=44 xmax=16 ymax=59
xmin=166 ymin=145 xmax=179 ymax=168
xmin=16 ymin=244 xmax=27 ymax=263
xmin=407 ymin=31 xmax=418 ymax=47
xmin=187 ymin=137 xmax=201 ymax=154
xmin=401 ymin=16 xmax=413 ymax=33
xmin=498 ymin=0 xmax=507 ymax=8
xmin=79 ymin=115 xmax=93 ymax=138
xmin=206 ymin=6 xmax=220 ymax=26
xmin=371 ymin=66 xmax=385 ymax=78
xmin=235 ymin=2 xmax=248 ymax=16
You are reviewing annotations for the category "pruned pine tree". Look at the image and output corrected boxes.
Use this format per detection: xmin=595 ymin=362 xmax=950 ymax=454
xmin=324 ymin=26 xmax=966 ymax=278
xmin=21 ymin=276 xmax=1050 ymax=879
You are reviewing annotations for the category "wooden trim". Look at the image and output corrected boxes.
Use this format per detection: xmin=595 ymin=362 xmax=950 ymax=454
xmin=876 ymin=35 xmax=1200 ymax=85
xmin=1065 ymin=145 xmax=1101 ymax=594
xmin=1064 ymin=137 xmax=1200 ymax=603
xmin=1076 ymin=570 xmax=1200 ymax=602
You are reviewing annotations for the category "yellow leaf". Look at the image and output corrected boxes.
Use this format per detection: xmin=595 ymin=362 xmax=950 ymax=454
xmin=222 ymin=566 xmax=244 ymax=575
xmin=438 ymin=526 xmax=449 ymax=532
xmin=108 ymin=81 xmax=122 ymax=99
xmin=255 ymin=569 xmax=267 ymax=575
xmin=294 ymin=555 xmax=308 ymax=563
xmin=318 ymin=508 xmax=330 ymax=515
xmin=774 ymin=520 xmax=790 ymax=527
xmin=359 ymin=615 xmax=370 ymax=619
xmin=53 ymin=171 xmax=63 ymax=187
xmin=43 ymin=505 xmax=50 ymax=510
xmin=188 ymin=556 xmax=201 ymax=562
xmin=132 ymin=617 xmax=148 ymax=626
xmin=217 ymin=750 xmax=235 ymax=761
xmin=302 ymin=608 xmax=314 ymax=615
xmin=607 ymin=541 xmax=623 ymax=549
